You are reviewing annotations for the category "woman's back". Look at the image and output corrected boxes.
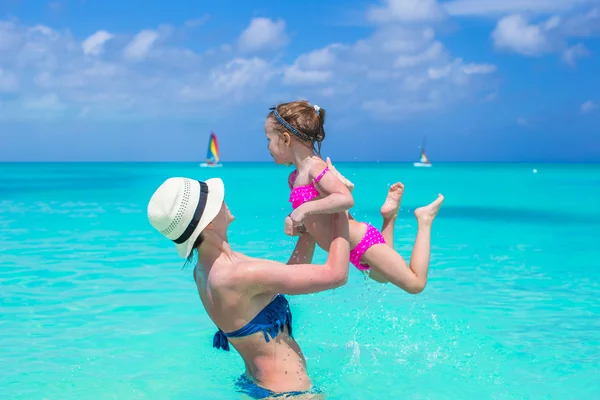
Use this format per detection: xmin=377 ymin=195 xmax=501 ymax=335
xmin=193 ymin=254 xmax=311 ymax=393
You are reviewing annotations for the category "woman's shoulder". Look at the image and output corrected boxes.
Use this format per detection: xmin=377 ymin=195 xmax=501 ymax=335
xmin=213 ymin=254 xmax=273 ymax=288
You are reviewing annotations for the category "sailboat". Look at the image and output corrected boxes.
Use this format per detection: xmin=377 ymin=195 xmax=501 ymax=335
xmin=199 ymin=131 xmax=222 ymax=168
xmin=413 ymin=140 xmax=432 ymax=167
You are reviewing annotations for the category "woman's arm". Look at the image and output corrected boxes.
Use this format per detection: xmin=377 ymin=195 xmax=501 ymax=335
xmin=242 ymin=212 xmax=350 ymax=295
xmin=287 ymin=232 xmax=316 ymax=265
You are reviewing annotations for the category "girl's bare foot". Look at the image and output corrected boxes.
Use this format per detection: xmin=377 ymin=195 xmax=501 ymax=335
xmin=414 ymin=194 xmax=444 ymax=224
xmin=380 ymin=182 xmax=404 ymax=220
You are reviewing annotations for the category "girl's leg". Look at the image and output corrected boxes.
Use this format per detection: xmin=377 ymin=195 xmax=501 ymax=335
xmin=379 ymin=182 xmax=404 ymax=246
xmin=368 ymin=182 xmax=404 ymax=282
xmin=362 ymin=194 xmax=444 ymax=293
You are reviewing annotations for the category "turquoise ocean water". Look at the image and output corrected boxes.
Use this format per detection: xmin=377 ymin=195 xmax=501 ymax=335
xmin=1 ymin=162 xmax=599 ymax=399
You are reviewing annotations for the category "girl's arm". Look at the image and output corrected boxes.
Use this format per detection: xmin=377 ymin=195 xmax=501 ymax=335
xmin=326 ymin=157 xmax=354 ymax=192
xmin=291 ymin=162 xmax=354 ymax=222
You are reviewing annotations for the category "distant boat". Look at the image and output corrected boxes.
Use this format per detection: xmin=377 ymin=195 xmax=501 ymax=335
xmin=413 ymin=139 xmax=432 ymax=167
xmin=199 ymin=131 xmax=222 ymax=168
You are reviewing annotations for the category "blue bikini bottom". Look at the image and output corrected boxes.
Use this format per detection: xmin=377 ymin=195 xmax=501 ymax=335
xmin=234 ymin=374 xmax=321 ymax=399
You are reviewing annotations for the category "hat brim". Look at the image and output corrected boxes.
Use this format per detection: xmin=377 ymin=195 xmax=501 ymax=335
xmin=175 ymin=177 xmax=225 ymax=258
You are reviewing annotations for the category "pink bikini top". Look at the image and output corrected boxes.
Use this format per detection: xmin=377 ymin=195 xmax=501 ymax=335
xmin=288 ymin=167 xmax=329 ymax=209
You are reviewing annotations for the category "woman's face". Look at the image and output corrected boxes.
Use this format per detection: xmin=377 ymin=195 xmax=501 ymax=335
xmin=211 ymin=201 xmax=234 ymax=233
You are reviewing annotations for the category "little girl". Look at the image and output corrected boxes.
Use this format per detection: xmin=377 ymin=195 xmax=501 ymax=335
xmin=265 ymin=100 xmax=444 ymax=294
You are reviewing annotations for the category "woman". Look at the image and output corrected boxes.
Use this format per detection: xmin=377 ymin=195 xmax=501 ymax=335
xmin=147 ymin=176 xmax=350 ymax=398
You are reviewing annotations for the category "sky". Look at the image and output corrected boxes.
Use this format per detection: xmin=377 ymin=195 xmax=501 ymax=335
xmin=0 ymin=0 xmax=599 ymax=162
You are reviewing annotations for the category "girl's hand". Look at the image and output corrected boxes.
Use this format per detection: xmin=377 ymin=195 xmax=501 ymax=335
xmin=293 ymin=225 xmax=307 ymax=236
xmin=284 ymin=217 xmax=306 ymax=236
xmin=284 ymin=210 xmax=306 ymax=236
xmin=326 ymin=157 xmax=354 ymax=192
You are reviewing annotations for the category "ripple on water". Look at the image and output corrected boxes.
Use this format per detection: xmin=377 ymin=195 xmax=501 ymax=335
xmin=2 ymin=164 xmax=600 ymax=399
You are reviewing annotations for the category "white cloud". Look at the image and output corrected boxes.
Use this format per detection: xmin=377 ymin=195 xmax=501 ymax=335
xmin=177 ymin=57 xmax=278 ymax=105
xmin=562 ymin=43 xmax=589 ymax=65
xmin=462 ymin=63 xmax=498 ymax=74
xmin=363 ymin=98 xmax=437 ymax=117
xmin=297 ymin=46 xmax=338 ymax=69
xmin=367 ymin=0 xmax=446 ymax=23
xmin=492 ymin=14 xmax=558 ymax=56
xmin=445 ymin=0 xmax=596 ymax=17
xmin=283 ymin=66 xmax=332 ymax=85
xmin=560 ymin=7 xmax=600 ymax=36
xmin=491 ymin=8 xmax=600 ymax=63
xmin=281 ymin=22 xmax=496 ymax=118
xmin=581 ymin=100 xmax=598 ymax=113
xmin=282 ymin=45 xmax=340 ymax=85
xmin=238 ymin=18 xmax=288 ymax=52
xmin=211 ymin=58 xmax=275 ymax=99
xmin=81 ymin=30 xmax=114 ymax=56
xmin=28 ymin=24 xmax=59 ymax=39
xmin=0 ymin=19 xmax=277 ymax=120
xmin=395 ymin=41 xmax=445 ymax=67
xmin=0 ymin=10 xmax=497 ymax=121
xmin=123 ymin=30 xmax=159 ymax=61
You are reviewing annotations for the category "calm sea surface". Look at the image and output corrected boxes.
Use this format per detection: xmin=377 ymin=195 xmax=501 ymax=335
xmin=1 ymin=162 xmax=599 ymax=399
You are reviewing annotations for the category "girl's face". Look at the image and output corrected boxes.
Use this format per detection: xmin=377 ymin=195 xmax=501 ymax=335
xmin=265 ymin=118 xmax=293 ymax=165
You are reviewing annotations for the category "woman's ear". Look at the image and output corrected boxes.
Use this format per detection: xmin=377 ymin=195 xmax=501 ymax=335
xmin=282 ymin=132 xmax=291 ymax=146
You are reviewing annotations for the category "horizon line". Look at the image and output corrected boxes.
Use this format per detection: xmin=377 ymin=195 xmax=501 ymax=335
xmin=1 ymin=161 xmax=599 ymax=164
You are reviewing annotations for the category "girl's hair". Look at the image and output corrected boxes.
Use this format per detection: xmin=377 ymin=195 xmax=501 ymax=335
xmin=268 ymin=100 xmax=326 ymax=156
xmin=183 ymin=233 xmax=204 ymax=269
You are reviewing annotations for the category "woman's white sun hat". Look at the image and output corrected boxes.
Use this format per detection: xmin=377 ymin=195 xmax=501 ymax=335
xmin=147 ymin=177 xmax=225 ymax=258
